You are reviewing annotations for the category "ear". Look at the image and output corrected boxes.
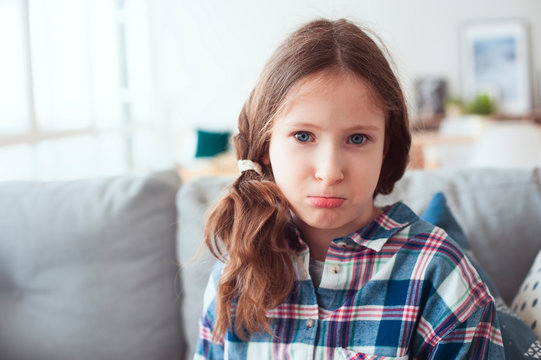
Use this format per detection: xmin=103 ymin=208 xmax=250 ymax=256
xmin=262 ymin=152 xmax=270 ymax=165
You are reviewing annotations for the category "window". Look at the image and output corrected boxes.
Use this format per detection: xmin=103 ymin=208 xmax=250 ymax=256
xmin=0 ymin=0 xmax=174 ymax=181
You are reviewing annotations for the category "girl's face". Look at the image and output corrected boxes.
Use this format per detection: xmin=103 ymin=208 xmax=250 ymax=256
xmin=266 ymin=71 xmax=386 ymax=242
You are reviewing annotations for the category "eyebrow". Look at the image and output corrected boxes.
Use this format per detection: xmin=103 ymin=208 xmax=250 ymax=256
xmin=282 ymin=121 xmax=383 ymax=132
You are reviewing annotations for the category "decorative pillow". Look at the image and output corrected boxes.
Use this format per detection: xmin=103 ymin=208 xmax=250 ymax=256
xmin=195 ymin=129 xmax=231 ymax=158
xmin=421 ymin=192 xmax=469 ymax=249
xmin=421 ymin=192 xmax=541 ymax=358
xmin=513 ymin=249 xmax=541 ymax=339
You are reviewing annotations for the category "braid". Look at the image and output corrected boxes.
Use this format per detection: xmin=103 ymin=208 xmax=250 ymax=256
xmin=204 ymin=173 xmax=295 ymax=340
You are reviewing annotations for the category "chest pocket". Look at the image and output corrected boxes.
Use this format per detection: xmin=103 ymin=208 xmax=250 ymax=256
xmin=333 ymin=347 xmax=410 ymax=360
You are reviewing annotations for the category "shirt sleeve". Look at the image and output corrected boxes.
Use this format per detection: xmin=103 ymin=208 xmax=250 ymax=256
xmin=426 ymin=299 xmax=505 ymax=359
xmin=193 ymin=262 xmax=225 ymax=360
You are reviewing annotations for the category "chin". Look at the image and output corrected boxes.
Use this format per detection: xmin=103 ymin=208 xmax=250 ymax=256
xmin=305 ymin=215 xmax=347 ymax=230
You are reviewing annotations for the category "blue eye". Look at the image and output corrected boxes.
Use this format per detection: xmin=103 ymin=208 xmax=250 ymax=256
xmin=295 ymin=132 xmax=312 ymax=142
xmin=349 ymin=134 xmax=366 ymax=145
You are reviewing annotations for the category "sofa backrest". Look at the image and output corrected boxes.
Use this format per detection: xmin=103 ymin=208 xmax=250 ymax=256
xmin=176 ymin=176 xmax=233 ymax=358
xmin=0 ymin=169 xmax=185 ymax=360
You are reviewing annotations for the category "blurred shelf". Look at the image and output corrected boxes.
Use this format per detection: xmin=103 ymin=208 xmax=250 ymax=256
xmin=177 ymin=151 xmax=238 ymax=182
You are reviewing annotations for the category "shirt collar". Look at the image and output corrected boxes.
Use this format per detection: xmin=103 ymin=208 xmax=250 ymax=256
xmin=347 ymin=202 xmax=416 ymax=251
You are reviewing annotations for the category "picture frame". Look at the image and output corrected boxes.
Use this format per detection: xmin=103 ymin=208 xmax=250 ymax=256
xmin=460 ymin=19 xmax=532 ymax=116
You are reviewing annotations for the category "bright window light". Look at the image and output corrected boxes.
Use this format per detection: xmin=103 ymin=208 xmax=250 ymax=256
xmin=29 ymin=0 xmax=92 ymax=131
xmin=0 ymin=0 xmax=30 ymax=134
xmin=0 ymin=144 xmax=34 ymax=180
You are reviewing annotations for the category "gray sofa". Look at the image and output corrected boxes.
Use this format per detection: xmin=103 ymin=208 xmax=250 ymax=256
xmin=1 ymin=167 xmax=541 ymax=359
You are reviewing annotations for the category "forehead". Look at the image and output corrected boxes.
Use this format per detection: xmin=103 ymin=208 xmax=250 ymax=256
xmin=273 ymin=69 xmax=385 ymax=126
xmin=277 ymin=69 xmax=385 ymax=117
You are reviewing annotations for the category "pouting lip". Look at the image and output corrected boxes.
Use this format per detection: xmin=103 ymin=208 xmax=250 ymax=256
xmin=308 ymin=195 xmax=345 ymax=200
xmin=308 ymin=196 xmax=345 ymax=209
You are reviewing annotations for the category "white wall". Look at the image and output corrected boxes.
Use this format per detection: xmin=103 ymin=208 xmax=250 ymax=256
xmin=151 ymin=0 xmax=541 ymax=141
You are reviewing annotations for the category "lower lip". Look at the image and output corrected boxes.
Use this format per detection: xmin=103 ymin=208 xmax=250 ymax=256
xmin=309 ymin=197 xmax=345 ymax=208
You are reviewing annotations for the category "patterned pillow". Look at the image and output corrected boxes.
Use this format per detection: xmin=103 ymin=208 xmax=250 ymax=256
xmin=421 ymin=192 xmax=541 ymax=359
xmin=513 ymin=250 xmax=541 ymax=340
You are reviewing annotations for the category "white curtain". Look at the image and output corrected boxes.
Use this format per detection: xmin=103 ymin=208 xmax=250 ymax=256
xmin=0 ymin=0 xmax=174 ymax=181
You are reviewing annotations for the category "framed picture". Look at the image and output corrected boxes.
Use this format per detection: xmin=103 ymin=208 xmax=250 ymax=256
xmin=460 ymin=19 xmax=532 ymax=116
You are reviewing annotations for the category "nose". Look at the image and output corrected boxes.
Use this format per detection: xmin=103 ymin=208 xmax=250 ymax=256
xmin=314 ymin=146 xmax=345 ymax=185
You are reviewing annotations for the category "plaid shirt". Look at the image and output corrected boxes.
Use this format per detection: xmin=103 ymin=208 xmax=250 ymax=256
xmin=195 ymin=202 xmax=504 ymax=359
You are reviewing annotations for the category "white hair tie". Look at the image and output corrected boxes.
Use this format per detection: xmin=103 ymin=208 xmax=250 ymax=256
xmin=238 ymin=160 xmax=263 ymax=175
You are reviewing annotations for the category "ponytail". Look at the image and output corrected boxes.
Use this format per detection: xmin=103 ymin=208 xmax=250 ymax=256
xmin=204 ymin=170 xmax=295 ymax=340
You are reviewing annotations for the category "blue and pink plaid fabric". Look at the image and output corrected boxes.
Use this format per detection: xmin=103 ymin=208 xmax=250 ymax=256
xmin=195 ymin=202 xmax=504 ymax=359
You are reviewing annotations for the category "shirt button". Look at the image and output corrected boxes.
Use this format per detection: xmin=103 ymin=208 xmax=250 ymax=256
xmin=336 ymin=242 xmax=348 ymax=248
xmin=329 ymin=264 xmax=340 ymax=274
xmin=306 ymin=319 xmax=315 ymax=328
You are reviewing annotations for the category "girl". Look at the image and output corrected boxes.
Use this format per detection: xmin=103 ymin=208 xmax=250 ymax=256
xmin=195 ymin=18 xmax=504 ymax=359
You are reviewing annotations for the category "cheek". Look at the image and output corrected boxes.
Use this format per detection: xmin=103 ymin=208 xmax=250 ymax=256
xmin=270 ymin=148 xmax=294 ymax=177
xmin=269 ymin=145 xmax=306 ymax=187
xmin=269 ymin=138 xmax=290 ymax=168
xmin=272 ymin=143 xmax=310 ymax=171
xmin=349 ymin=152 xmax=384 ymax=180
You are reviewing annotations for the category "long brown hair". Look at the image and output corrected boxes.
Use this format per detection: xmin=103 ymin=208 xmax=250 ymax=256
xmin=204 ymin=18 xmax=411 ymax=340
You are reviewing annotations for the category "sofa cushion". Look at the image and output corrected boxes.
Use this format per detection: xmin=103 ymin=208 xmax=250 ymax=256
xmin=0 ymin=169 xmax=184 ymax=360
